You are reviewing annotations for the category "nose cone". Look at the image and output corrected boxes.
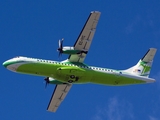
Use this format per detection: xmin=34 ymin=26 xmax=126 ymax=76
xmin=2 ymin=59 xmax=16 ymax=68
xmin=2 ymin=59 xmax=18 ymax=72
xmin=2 ymin=61 xmax=9 ymax=68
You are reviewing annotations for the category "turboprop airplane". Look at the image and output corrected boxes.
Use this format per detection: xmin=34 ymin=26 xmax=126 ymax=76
xmin=3 ymin=11 xmax=157 ymax=112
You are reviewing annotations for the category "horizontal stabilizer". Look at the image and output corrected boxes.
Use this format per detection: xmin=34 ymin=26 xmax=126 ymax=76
xmin=141 ymin=48 xmax=157 ymax=62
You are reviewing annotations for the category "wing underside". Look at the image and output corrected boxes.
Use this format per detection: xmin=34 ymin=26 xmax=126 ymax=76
xmin=47 ymin=84 xmax=72 ymax=112
xmin=68 ymin=11 xmax=101 ymax=63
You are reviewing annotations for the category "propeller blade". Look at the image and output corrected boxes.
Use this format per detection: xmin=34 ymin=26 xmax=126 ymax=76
xmin=58 ymin=38 xmax=64 ymax=50
xmin=61 ymin=38 xmax=64 ymax=49
xmin=45 ymin=82 xmax=48 ymax=89
xmin=57 ymin=38 xmax=64 ymax=59
xmin=44 ymin=77 xmax=49 ymax=89
xmin=58 ymin=51 xmax=62 ymax=58
xmin=58 ymin=39 xmax=61 ymax=49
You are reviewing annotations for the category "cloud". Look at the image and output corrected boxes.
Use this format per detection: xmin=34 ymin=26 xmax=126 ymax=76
xmin=125 ymin=12 xmax=160 ymax=37
xmin=153 ymin=71 xmax=160 ymax=86
xmin=149 ymin=116 xmax=158 ymax=120
xmin=125 ymin=15 xmax=141 ymax=34
xmin=107 ymin=97 xmax=134 ymax=120
xmin=153 ymin=30 xmax=160 ymax=43
xmin=92 ymin=96 xmax=134 ymax=120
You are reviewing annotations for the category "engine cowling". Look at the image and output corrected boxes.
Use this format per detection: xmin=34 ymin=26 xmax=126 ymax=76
xmin=59 ymin=46 xmax=88 ymax=55
xmin=57 ymin=39 xmax=88 ymax=56
xmin=61 ymin=47 xmax=82 ymax=54
xmin=45 ymin=77 xmax=64 ymax=84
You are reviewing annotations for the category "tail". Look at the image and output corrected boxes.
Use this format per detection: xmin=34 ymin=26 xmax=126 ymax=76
xmin=123 ymin=48 xmax=157 ymax=77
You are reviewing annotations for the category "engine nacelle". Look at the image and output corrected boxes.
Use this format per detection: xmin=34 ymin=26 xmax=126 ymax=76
xmin=62 ymin=46 xmax=88 ymax=55
xmin=45 ymin=77 xmax=64 ymax=84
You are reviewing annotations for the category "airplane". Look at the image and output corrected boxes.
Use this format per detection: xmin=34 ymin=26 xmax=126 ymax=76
xmin=3 ymin=11 xmax=157 ymax=112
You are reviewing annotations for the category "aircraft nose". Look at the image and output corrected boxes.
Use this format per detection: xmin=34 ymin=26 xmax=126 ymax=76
xmin=2 ymin=59 xmax=15 ymax=68
xmin=2 ymin=61 xmax=8 ymax=68
xmin=2 ymin=59 xmax=18 ymax=72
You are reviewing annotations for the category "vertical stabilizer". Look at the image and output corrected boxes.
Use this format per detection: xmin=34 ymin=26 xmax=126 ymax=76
xmin=123 ymin=48 xmax=157 ymax=77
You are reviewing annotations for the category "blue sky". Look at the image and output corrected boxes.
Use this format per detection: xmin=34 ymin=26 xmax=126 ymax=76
xmin=1 ymin=0 xmax=160 ymax=120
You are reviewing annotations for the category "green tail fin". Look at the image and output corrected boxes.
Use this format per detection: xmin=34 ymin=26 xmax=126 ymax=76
xmin=123 ymin=48 xmax=157 ymax=77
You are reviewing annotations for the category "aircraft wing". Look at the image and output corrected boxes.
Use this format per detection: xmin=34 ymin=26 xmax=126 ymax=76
xmin=47 ymin=84 xmax=72 ymax=112
xmin=68 ymin=11 xmax=101 ymax=63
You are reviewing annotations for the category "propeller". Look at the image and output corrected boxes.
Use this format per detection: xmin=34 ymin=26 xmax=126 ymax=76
xmin=44 ymin=77 xmax=50 ymax=88
xmin=57 ymin=38 xmax=64 ymax=58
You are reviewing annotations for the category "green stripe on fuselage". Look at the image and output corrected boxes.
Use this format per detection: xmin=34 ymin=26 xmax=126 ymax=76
xmin=3 ymin=61 xmax=24 ymax=68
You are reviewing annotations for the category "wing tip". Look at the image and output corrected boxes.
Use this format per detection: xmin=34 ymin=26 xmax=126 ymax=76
xmin=149 ymin=48 xmax=157 ymax=51
xmin=141 ymin=48 xmax=157 ymax=62
xmin=91 ymin=11 xmax=101 ymax=14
